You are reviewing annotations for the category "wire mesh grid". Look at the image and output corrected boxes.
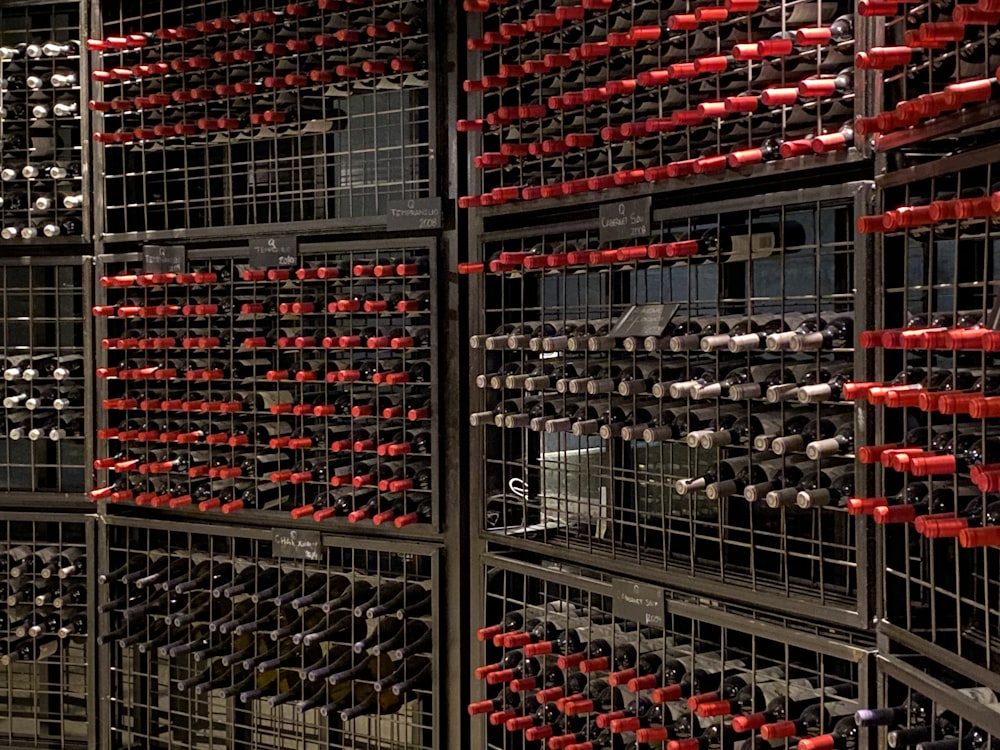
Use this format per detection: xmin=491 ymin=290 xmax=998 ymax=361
xmin=101 ymin=519 xmax=438 ymax=750
xmin=92 ymin=0 xmax=432 ymax=237
xmin=855 ymin=152 xmax=1000 ymax=670
xmin=0 ymin=258 xmax=88 ymax=496
xmin=92 ymin=238 xmax=437 ymax=531
xmin=0 ymin=515 xmax=94 ymax=750
xmin=474 ymin=553 xmax=876 ymax=750
xmin=0 ymin=1 xmax=87 ymax=245
xmin=875 ymin=649 xmax=1000 ymax=745
xmin=460 ymin=0 xmax=865 ymax=208
xmin=466 ymin=186 xmax=867 ymax=617
xmin=856 ymin=0 xmax=1000 ymax=147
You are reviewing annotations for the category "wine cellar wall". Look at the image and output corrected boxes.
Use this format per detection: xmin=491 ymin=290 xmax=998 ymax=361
xmin=0 ymin=0 xmax=997 ymax=748
xmin=460 ymin=0 xmax=1000 ymax=748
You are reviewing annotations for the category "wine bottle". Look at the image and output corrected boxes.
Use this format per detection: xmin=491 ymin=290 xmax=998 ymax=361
xmin=354 ymin=579 xmax=422 ymax=620
xmin=8 ymin=579 xmax=56 ymax=606
xmin=52 ymin=584 xmax=85 ymax=609
xmin=765 ymin=315 xmax=830 ymax=351
xmin=339 ymin=679 xmax=412 ymax=721
xmin=56 ymin=611 xmax=87 ymax=639
xmin=9 ymin=546 xmax=58 ymax=578
xmin=653 ymin=651 xmax=748 ymax=702
xmin=174 ymin=557 xmax=218 ymax=594
xmin=134 ymin=557 xmax=189 ymax=589
xmin=885 ymin=687 xmax=998 ymax=747
xmin=727 ymin=316 xmax=805 ymax=353
xmin=299 ymin=609 xmax=366 ymax=648
xmin=0 ymin=635 xmax=59 ymax=665
xmin=796 ymin=468 xmax=856 ymax=509
xmin=771 ymin=415 xmax=851 ymax=455
xmin=795 ymin=714 xmax=860 ymax=749
xmin=37 ymin=547 xmax=84 ymax=579
xmin=788 ymin=316 xmax=854 ymax=352
xmin=699 ymin=412 xmax=787 ymax=450
xmin=218 ymin=566 xmax=278 ymax=599
xmin=676 ymin=456 xmax=752 ymax=497
xmin=735 ymin=680 xmax=854 ymax=731
xmin=376 ymin=656 xmax=432 ymax=696
xmin=695 ymin=669 xmax=830 ymax=719
xmin=759 ymin=699 xmax=860 ymax=740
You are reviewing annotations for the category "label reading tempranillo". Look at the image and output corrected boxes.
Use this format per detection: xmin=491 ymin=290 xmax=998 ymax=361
xmin=248 ymin=236 xmax=298 ymax=269
xmin=386 ymin=198 xmax=443 ymax=231
xmin=143 ymin=245 xmax=186 ymax=274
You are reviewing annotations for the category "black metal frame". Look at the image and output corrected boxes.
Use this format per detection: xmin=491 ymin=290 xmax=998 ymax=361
xmin=866 ymin=143 xmax=1000 ymax=680
xmin=0 ymin=252 xmax=93 ymax=506
xmin=473 ymin=549 xmax=880 ymax=750
xmin=89 ymin=0 xmax=443 ymax=243
xmin=0 ymin=0 xmax=94 ymax=247
xmin=876 ymin=646 xmax=1000 ymax=739
xmin=465 ymin=179 xmax=878 ymax=630
xmin=97 ymin=512 xmax=446 ymax=750
xmin=0 ymin=1 xmax=996 ymax=748
xmin=460 ymin=2 xmax=877 ymax=213
xmin=92 ymin=233 xmax=444 ymax=539
xmin=0 ymin=509 xmax=98 ymax=750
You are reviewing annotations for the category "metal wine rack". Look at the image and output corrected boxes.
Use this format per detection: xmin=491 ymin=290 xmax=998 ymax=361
xmin=0 ymin=512 xmax=97 ymax=750
xmin=0 ymin=0 xmax=92 ymax=246
xmin=92 ymin=236 xmax=440 ymax=535
xmin=857 ymin=0 xmax=1000 ymax=153
xmin=99 ymin=514 xmax=442 ymax=750
xmin=859 ymin=145 xmax=1000 ymax=679
xmin=465 ymin=181 xmax=876 ymax=628
xmin=473 ymin=552 xmax=878 ymax=750
xmin=875 ymin=647 xmax=1000 ymax=743
xmin=0 ymin=254 xmax=91 ymax=501
xmin=460 ymin=0 xmax=874 ymax=210
xmin=91 ymin=0 xmax=438 ymax=240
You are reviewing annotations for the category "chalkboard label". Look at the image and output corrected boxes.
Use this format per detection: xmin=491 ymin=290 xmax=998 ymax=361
xmin=272 ymin=529 xmax=322 ymax=561
xmin=599 ymin=197 xmax=651 ymax=243
xmin=249 ymin=236 xmax=298 ymax=269
xmin=387 ymin=198 xmax=443 ymax=231
xmin=143 ymin=245 xmax=186 ymax=275
xmin=609 ymin=303 xmax=680 ymax=339
xmin=614 ymin=580 xmax=665 ymax=627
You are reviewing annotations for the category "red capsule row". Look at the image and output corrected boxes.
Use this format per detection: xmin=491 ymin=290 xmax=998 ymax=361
xmin=860 ymin=323 xmax=1000 ymax=350
xmin=856 ymin=77 xmax=997 ymax=140
xmin=463 ymin=0 xmax=610 ymax=21
xmin=850 ymin=488 xmax=1000 ymax=547
xmin=94 ymin=491 xmax=425 ymax=524
xmin=244 ymin=262 xmax=424 ymax=280
xmin=99 ymin=263 xmax=416 ymax=287
xmin=94 ymin=300 xmax=423 ymax=321
xmin=97 ymin=367 xmax=417 ymax=385
xmin=98 ymin=399 xmax=429 ymax=421
xmin=459 ymin=133 xmax=852 ymax=208
xmin=87 ymin=2 xmax=408 ymax=51
xmin=458 ymin=241 xmax=723 ymax=274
